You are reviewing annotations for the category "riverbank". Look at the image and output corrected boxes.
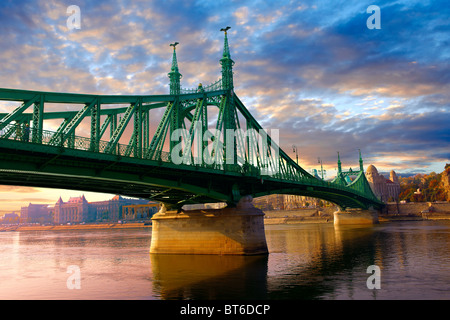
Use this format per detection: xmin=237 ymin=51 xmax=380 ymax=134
xmin=0 ymin=222 xmax=151 ymax=232
xmin=262 ymin=207 xmax=450 ymax=224
xmin=263 ymin=208 xmax=334 ymax=225
xmin=2 ymin=208 xmax=450 ymax=231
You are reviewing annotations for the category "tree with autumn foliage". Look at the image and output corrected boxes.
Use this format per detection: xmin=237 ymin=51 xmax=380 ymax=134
xmin=398 ymin=164 xmax=449 ymax=202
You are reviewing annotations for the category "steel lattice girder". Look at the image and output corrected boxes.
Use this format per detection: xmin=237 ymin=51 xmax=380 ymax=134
xmin=0 ymin=87 xmax=383 ymax=210
xmin=0 ymin=139 xmax=380 ymax=209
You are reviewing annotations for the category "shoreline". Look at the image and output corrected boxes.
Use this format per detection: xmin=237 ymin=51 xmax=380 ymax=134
xmin=0 ymin=222 xmax=151 ymax=232
xmin=2 ymin=210 xmax=449 ymax=232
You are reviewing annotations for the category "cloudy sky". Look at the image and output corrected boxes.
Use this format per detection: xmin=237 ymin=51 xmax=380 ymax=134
xmin=0 ymin=0 xmax=449 ymax=211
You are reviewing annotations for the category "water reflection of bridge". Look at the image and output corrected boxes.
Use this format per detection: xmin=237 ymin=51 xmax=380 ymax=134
xmin=149 ymin=224 xmax=380 ymax=299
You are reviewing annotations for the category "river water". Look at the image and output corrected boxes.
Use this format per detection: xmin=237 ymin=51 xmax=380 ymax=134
xmin=0 ymin=220 xmax=449 ymax=300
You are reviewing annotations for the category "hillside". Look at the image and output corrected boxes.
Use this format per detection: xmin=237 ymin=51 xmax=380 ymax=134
xmin=399 ymin=164 xmax=450 ymax=202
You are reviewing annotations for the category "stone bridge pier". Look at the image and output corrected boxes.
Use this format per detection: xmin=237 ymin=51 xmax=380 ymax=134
xmin=150 ymin=196 xmax=269 ymax=255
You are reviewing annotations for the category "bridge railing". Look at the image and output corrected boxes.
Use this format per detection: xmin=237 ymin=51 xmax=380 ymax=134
xmin=0 ymin=122 xmax=243 ymax=173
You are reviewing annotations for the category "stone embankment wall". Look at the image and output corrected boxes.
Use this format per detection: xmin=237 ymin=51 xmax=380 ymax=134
xmin=386 ymin=202 xmax=450 ymax=215
xmin=263 ymin=209 xmax=319 ymax=218
xmin=263 ymin=208 xmax=335 ymax=224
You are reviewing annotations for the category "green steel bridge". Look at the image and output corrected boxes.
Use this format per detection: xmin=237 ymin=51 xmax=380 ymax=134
xmin=0 ymin=29 xmax=383 ymax=211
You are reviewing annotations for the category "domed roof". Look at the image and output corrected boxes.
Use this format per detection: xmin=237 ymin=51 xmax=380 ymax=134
xmin=390 ymin=170 xmax=399 ymax=182
xmin=366 ymin=164 xmax=378 ymax=174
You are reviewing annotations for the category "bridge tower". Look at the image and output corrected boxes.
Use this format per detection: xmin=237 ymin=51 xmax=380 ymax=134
xmin=337 ymin=151 xmax=342 ymax=175
xmin=359 ymin=149 xmax=364 ymax=172
xmin=332 ymin=151 xmax=380 ymax=225
xmin=168 ymin=42 xmax=183 ymax=153
xmin=149 ymin=29 xmax=268 ymax=255
xmin=220 ymin=27 xmax=238 ymax=167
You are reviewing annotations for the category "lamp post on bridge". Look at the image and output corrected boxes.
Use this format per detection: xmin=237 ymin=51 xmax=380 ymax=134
xmin=318 ymin=157 xmax=325 ymax=180
xmin=292 ymin=145 xmax=298 ymax=165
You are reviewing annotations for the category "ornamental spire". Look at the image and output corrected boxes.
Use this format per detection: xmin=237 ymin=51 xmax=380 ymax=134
xmin=220 ymin=26 xmax=231 ymax=59
xmin=168 ymin=42 xmax=182 ymax=95
xmin=220 ymin=26 xmax=234 ymax=90
xmin=337 ymin=151 xmax=342 ymax=174
xmin=359 ymin=149 xmax=364 ymax=171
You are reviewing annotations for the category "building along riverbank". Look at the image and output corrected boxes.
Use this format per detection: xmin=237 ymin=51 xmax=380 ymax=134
xmin=2 ymin=202 xmax=449 ymax=231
